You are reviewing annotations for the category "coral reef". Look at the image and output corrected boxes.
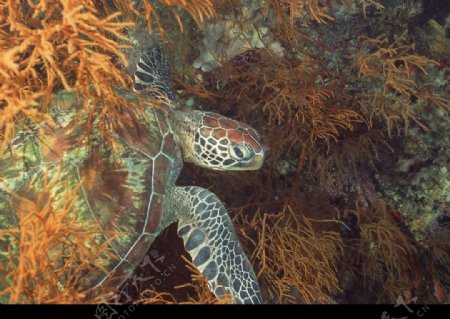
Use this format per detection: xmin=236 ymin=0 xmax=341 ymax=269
xmin=235 ymin=203 xmax=343 ymax=303
xmin=350 ymin=31 xmax=443 ymax=136
xmin=193 ymin=3 xmax=284 ymax=72
xmin=0 ymin=0 xmax=449 ymax=305
xmin=374 ymin=100 xmax=449 ymax=244
xmin=136 ymin=255 xmax=231 ymax=304
xmin=0 ymin=0 xmax=135 ymax=153
xmin=0 ymin=168 xmax=115 ymax=303
xmin=170 ymin=0 xmax=449 ymax=304
xmin=341 ymin=197 xmax=419 ymax=303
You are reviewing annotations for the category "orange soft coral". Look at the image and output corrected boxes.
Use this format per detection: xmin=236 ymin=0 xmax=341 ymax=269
xmin=0 ymin=0 xmax=133 ymax=154
xmin=105 ymin=0 xmax=216 ymax=34
xmin=0 ymin=168 xmax=117 ymax=303
xmin=0 ymin=0 xmax=221 ymax=155
xmin=235 ymin=204 xmax=343 ymax=303
xmin=343 ymin=197 xmax=419 ymax=303
xmin=190 ymin=48 xmax=363 ymax=170
xmin=351 ymin=31 xmax=446 ymax=136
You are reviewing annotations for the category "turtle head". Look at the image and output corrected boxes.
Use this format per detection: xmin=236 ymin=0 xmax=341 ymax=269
xmin=170 ymin=110 xmax=265 ymax=171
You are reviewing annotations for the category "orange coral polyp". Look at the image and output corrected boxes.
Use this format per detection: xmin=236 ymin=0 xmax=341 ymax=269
xmin=0 ymin=167 xmax=117 ymax=303
xmin=352 ymin=31 xmax=445 ymax=136
xmin=0 ymin=0 xmax=137 ymax=155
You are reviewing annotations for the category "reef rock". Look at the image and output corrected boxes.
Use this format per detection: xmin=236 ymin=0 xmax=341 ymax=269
xmin=193 ymin=5 xmax=284 ymax=72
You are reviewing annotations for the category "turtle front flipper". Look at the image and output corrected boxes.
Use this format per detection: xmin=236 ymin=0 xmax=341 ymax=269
xmin=165 ymin=186 xmax=261 ymax=304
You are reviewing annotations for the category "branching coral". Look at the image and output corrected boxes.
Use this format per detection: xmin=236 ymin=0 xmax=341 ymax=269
xmin=267 ymin=0 xmax=335 ymax=24
xmin=344 ymin=197 xmax=419 ymax=303
xmin=0 ymin=0 xmax=215 ymax=154
xmin=192 ymin=48 xmax=363 ymax=170
xmin=234 ymin=203 xmax=343 ymax=303
xmin=304 ymin=128 xmax=392 ymax=184
xmin=351 ymin=31 xmax=447 ymax=136
xmin=0 ymin=0 xmax=134 ymax=154
xmin=0 ymin=0 xmax=447 ymax=306
xmin=266 ymin=0 xmax=385 ymax=24
xmin=171 ymin=0 xmax=449 ymax=305
xmin=102 ymin=0 xmax=216 ymax=34
xmin=0 ymin=168 xmax=116 ymax=303
xmin=135 ymin=255 xmax=230 ymax=304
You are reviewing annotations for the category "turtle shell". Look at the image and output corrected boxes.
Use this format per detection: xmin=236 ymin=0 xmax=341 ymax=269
xmin=0 ymin=90 xmax=182 ymax=291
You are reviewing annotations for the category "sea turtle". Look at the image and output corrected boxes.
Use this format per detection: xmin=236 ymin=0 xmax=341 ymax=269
xmin=0 ymin=43 xmax=264 ymax=304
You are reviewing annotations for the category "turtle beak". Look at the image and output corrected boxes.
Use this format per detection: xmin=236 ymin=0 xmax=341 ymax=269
xmin=247 ymin=152 xmax=265 ymax=170
xmin=244 ymin=139 xmax=266 ymax=170
xmin=241 ymin=146 xmax=265 ymax=170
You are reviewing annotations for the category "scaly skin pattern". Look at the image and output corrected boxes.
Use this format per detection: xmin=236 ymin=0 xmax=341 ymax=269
xmin=165 ymin=186 xmax=261 ymax=304
xmin=168 ymin=110 xmax=264 ymax=171
xmin=133 ymin=43 xmax=266 ymax=303
xmin=133 ymin=44 xmax=176 ymax=103
xmin=0 ymin=91 xmax=182 ymax=292
xmin=0 ymin=41 xmax=265 ymax=304
xmin=196 ymin=112 xmax=264 ymax=170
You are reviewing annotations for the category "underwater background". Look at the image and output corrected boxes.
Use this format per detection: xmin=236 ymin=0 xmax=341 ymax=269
xmin=0 ymin=0 xmax=449 ymax=304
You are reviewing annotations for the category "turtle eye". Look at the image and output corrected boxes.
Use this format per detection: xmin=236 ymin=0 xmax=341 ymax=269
xmin=229 ymin=143 xmax=254 ymax=161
